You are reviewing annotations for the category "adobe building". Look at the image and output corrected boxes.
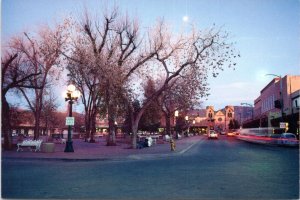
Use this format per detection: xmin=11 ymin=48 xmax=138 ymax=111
xmin=185 ymin=109 xmax=208 ymax=134
xmin=9 ymin=109 xmax=85 ymax=137
xmin=252 ymin=75 xmax=300 ymax=134
xmin=184 ymin=105 xmax=236 ymax=133
xmin=207 ymin=106 xmax=234 ymax=132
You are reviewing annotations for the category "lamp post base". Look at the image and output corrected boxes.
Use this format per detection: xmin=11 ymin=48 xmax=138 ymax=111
xmin=64 ymin=141 xmax=74 ymax=152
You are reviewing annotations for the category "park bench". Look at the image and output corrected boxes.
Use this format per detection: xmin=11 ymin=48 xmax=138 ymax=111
xmin=17 ymin=139 xmax=43 ymax=152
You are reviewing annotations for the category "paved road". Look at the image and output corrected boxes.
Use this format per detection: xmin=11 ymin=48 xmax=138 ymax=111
xmin=2 ymin=135 xmax=299 ymax=199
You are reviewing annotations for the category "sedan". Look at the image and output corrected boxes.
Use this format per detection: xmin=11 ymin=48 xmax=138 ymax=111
xmin=278 ymin=133 xmax=299 ymax=147
xmin=208 ymin=130 xmax=218 ymax=139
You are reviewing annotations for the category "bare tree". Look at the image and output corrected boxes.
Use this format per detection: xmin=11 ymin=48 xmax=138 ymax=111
xmin=65 ymin=8 xmax=238 ymax=148
xmin=1 ymin=50 xmax=42 ymax=150
xmin=41 ymin=90 xmax=59 ymax=135
xmin=66 ymin=52 xmax=102 ymax=142
xmin=158 ymin=76 xmax=207 ymax=136
xmin=65 ymin=8 xmax=159 ymax=145
xmin=10 ymin=22 xmax=69 ymax=139
xmin=139 ymin=78 xmax=161 ymax=132
xmin=126 ymin=21 xmax=238 ymax=148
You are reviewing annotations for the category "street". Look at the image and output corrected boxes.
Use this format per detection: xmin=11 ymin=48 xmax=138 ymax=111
xmin=2 ymin=135 xmax=299 ymax=199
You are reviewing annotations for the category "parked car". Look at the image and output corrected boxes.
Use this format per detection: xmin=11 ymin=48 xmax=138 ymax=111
xmin=280 ymin=133 xmax=297 ymax=139
xmin=278 ymin=133 xmax=299 ymax=146
xmin=208 ymin=130 xmax=218 ymax=139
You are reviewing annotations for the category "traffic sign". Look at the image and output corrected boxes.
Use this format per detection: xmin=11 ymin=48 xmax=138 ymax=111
xmin=279 ymin=122 xmax=288 ymax=129
xmin=66 ymin=117 xmax=75 ymax=126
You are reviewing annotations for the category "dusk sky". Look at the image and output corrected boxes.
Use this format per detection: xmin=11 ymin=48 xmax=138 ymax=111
xmin=2 ymin=0 xmax=300 ymax=111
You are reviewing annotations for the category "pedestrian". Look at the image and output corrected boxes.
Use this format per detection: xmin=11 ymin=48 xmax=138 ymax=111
xmin=170 ymin=138 xmax=175 ymax=151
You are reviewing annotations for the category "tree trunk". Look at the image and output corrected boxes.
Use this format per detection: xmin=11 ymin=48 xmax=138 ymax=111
xmin=45 ymin=117 xmax=49 ymax=136
xmin=130 ymin=99 xmax=154 ymax=149
xmin=89 ymin=110 xmax=96 ymax=143
xmin=107 ymin=116 xmax=116 ymax=146
xmin=165 ymin=113 xmax=171 ymax=136
xmin=105 ymin=81 xmax=116 ymax=146
xmin=84 ymin=113 xmax=90 ymax=142
xmin=34 ymin=111 xmax=41 ymax=140
xmin=131 ymin=107 xmax=146 ymax=149
xmin=2 ymin=96 xmax=13 ymax=150
xmin=131 ymin=123 xmax=138 ymax=149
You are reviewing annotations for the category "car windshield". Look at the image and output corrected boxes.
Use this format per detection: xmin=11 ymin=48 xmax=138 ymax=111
xmin=210 ymin=131 xmax=215 ymax=134
xmin=283 ymin=134 xmax=295 ymax=138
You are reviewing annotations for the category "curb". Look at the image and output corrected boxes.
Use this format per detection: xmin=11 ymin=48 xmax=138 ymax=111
xmin=2 ymin=157 xmax=112 ymax=162
xmin=2 ymin=137 xmax=205 ymax=162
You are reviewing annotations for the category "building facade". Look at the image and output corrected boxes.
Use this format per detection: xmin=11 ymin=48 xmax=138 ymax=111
xmin=185 ymin=106 xmax=236 ymax=133
xmin=253 ymin=75 xmax=300 ymax=131
xmin=233 ymin=106 xmax=254 ymax=125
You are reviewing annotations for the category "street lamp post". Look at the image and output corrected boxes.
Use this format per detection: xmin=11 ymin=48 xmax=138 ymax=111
xmin=174 ymin=110 xmax=179 ymax=139
xmin=185 ymin=115 xmax=189 ymax=136
xmin=192 ymin=119 xmax=195 ymax=135
xmin=64 ymin=84 xmax=80 ymax=153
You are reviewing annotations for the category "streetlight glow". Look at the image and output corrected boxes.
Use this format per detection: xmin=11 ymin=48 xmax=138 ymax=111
xmin=73 ymin=90 xmax=81 ymax=98
xmin=175 ymin=110 xmax=179 ymax=117
xmin=67 ymin=84 xmax=76 ymax=92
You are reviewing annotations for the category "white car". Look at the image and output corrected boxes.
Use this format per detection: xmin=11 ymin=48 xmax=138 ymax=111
xmin=208 ymin=130 xmax=218 ymax=139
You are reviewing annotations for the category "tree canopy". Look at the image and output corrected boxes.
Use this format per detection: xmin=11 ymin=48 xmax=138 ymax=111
xmin=2 ymin=7 xmax=239 ymax=149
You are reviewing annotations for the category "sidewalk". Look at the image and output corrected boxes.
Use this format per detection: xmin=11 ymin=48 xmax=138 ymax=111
xmin=2 ymin=135 xmax=204 ymax=161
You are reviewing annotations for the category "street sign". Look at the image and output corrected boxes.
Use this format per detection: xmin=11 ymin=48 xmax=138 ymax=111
xmin=66 ymin=117 xmax=75 ymax=126
xmin=279 ymin=122 xmax=288 ymax=129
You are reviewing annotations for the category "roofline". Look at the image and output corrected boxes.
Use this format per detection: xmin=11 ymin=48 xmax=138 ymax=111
xmin=291 ymin=89 xmax=300 ymax=99
xmin=260 ymin=77 xmax=279 ymax=94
